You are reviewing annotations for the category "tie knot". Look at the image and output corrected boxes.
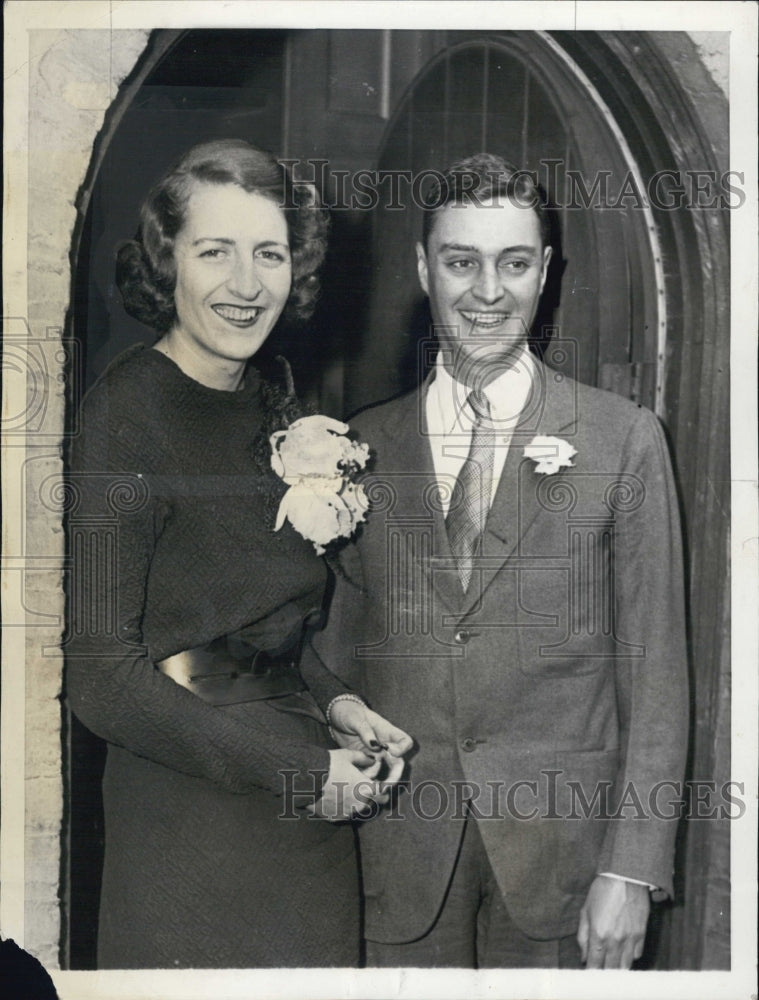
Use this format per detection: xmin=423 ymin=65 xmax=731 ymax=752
xmin=468 ymin=389 xmax=491 ymax=422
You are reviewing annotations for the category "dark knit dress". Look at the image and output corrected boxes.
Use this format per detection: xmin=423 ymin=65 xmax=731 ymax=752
xmin=66 ymin=345 xmax=359 ymax=969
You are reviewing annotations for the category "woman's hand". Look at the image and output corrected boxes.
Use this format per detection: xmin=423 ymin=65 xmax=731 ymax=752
xmin=306 ymin=748 xmax=397 ymax=822
xmin=328 ymin=700 xmax=414 ymax=759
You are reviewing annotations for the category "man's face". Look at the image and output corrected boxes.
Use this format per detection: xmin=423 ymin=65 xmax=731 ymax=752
xmin=416 ymin=195 xmax=552 ymax=385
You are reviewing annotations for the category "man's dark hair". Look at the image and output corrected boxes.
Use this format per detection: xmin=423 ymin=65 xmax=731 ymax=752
xmin=421 ymin=152 xmax=551 ymax=250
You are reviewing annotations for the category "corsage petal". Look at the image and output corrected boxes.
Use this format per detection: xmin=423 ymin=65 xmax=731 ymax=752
xmin=269 ymin=413 xmax=371 ymax=553
xmin=274 ymin=490 xmax=291 ymax=532
xmin=288 ymin=414 xmax=350 ymax=435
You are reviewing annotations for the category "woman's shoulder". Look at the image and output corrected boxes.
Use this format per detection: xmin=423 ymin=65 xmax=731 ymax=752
xmin=87 ymin=343 xmax=160 ymax=396
xmin=81 ymin=344 xmax=178 ymax=422
xmin=74 ymin=345 xmax=177 ymax=467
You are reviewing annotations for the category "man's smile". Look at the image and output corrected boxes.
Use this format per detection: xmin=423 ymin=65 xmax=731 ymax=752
xmin=459 ymin=310 xmax=510 ymax=329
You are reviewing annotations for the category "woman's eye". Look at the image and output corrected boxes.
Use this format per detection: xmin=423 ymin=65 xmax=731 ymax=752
xmin=199 ymin=247 xmax=226 ymax=259
xmin=257 ymin=249 xmax=288 ymax=264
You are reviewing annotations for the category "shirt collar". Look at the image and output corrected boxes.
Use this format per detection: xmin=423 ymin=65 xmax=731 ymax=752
xmin=429 ymin=346 xmax=536 ymax=434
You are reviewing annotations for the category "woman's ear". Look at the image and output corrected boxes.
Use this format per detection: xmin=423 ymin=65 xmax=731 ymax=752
xmin=416 ymin=241 xmax=429 ymax=296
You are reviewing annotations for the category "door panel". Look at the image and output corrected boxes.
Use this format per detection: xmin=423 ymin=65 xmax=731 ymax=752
xmin=350 ymin=34 xmax=659 ymax=414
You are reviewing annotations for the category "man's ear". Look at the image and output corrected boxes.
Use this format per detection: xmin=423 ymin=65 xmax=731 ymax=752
xmin=416 ymin=241 xmax=429 ymax=296
xmin=539 ymin=245 xmax=553 ymax=295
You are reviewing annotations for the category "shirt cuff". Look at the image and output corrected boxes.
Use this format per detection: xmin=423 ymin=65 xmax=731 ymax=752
xmin=599 ymin=871 xmax=657 ymax=891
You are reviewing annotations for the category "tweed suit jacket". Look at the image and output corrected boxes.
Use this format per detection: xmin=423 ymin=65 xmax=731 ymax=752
xmin=315 ymin=359 xmax=688 ymax=944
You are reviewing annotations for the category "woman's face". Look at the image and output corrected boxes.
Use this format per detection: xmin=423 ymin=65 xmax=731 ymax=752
xmin=171 ymin=181 xmax=292 ymax=370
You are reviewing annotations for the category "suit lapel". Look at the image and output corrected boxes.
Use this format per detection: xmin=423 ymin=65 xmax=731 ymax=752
xmin=374 ymin=361 xmax=581 ymax=618
xmin=461 ymin=360 xmax=578 ymax=615
xmin=377 ymin=377 xmax=463 ymax=615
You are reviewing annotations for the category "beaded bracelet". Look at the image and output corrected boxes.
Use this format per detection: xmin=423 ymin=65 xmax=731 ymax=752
xmin=326 ymin=692 xmax=367 ymax=743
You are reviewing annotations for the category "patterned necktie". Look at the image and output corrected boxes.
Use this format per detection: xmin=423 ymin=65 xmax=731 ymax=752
xmin=445 ymin=389 xmax=496 ymax=591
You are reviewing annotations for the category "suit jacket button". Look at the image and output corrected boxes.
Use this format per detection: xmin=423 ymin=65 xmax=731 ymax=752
xmin=461 ymin=737 xmax=477 ymax=752
xmin=454 ymin=628 xmax=471 ymax=645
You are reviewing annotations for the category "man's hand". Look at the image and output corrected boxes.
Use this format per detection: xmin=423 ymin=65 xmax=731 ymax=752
xmin=328 ymin=700 xmax=414 ymax=759
xmin=577 ymin=875 xmax=650 ymax=969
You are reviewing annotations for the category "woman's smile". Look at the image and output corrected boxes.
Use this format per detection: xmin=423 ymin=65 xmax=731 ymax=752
xmin=210 ymin=303 xmax=265 ymax=326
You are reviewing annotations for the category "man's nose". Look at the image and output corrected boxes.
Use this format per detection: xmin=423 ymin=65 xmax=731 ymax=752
xmin=472 ymin=262 xmax=506 ymax=303
xmin=229 ymin=254 xmax=263 ymax=299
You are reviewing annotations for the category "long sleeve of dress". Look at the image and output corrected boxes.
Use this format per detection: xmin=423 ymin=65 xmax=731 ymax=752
xmin=65 ymin=359 xmax=331 ymax=796
xmin=298 ymin=637 xmax=354 ymax=714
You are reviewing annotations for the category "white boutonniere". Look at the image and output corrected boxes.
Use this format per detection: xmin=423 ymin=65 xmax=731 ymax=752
xmin=524 ymin=435 xmax=577 ymax=475
xmin=270 ymin=415 xmax=370 ymax=554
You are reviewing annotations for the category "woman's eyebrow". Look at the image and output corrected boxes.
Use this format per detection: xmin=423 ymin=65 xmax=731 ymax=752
xmin=191 ymin=237 xmax=235 ymax=246
xmin=190 ymin=237 xmax=290 ymax=249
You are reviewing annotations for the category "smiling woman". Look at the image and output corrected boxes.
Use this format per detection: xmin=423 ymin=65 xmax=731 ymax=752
xmin=64 ymin=139 xmax=412 ymax=968
xmin=159 ymin=184 xmax=293 ymax=389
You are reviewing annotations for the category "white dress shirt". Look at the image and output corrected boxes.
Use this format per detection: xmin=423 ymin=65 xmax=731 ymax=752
xmin=425 ymin=346 xmax=535 ymax=514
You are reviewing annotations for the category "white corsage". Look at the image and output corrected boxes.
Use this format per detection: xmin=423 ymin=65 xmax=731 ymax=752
xmin=270 ymin=415 xmax=370 ymax=554
xmin=523 ymin=435 xmax=577 ymax=475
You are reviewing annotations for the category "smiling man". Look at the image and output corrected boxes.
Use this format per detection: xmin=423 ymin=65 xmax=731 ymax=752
xmin=315 ymin=153 xmax=688 ymax=968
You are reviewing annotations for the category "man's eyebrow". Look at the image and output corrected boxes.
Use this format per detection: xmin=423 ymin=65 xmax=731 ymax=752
xmin=438 ymin=242 xmax=478 ymax=253
xmin=437 ymin=242 xmax=539 ymax=254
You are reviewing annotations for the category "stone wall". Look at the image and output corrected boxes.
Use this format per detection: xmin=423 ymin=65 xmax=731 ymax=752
xmin=7 ymin=27 xmax=149 ymax=968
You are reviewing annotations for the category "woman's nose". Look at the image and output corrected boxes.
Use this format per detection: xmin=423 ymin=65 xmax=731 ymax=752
xmin=229 ymin=255 xmax=263 ymax=299
xmin=472 ymin=263 xmax=505 ymax=303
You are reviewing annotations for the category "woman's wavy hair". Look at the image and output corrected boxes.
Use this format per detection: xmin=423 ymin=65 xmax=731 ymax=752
xmin=116 ymin=139 xmax=329 ymax=333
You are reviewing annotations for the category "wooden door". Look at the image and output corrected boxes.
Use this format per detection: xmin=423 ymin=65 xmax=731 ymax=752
xmin=350 ymin=33 xmax=662 ymax=415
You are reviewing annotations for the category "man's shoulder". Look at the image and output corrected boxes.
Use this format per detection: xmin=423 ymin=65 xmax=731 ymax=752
xmin=571 ymin=375 xmax=650 ymax=425
xmin=347 ymin=385 xmax=422 ymax=437
xmin=553 ymin=369 xmax=666 ymax=464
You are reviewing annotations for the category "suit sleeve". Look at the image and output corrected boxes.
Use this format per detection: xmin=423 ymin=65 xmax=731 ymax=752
xmin=310 ymin=542 xmax=369 ymax=696
xmin=65 ymin=381 xmax=330 ymax=796
xmin=596 ymin=408 xmax=689 ymax=897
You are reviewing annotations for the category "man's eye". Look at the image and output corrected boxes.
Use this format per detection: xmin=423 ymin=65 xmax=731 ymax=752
xmin=447 ymin=259 xmax=476 ymax=271
xmin=502 ymin=259 xmax=529 ymax=272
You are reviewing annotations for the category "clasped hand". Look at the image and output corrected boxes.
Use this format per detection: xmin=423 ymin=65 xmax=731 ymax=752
xmin=306 ymin=702 xmax=413 ymax=822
